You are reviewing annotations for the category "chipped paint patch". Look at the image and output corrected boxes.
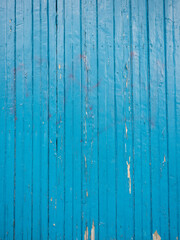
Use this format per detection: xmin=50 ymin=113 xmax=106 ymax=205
xmin=126 ymin=157 xmax=131 ymax=194
xmin=153 ymin=231 xmax=161 ymax=240
xmin=91 ymin=221 xmax=95 ymax=240
xmin=84 ymin=155 xmax=87 ymax=168
xmin=84 ymin=226 xmax=88 ymax=240
xmin=125 ymin=123 xmax=128 ymax=138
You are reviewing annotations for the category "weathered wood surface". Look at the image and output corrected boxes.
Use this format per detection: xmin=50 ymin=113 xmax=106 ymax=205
xmin=0 ymin=0 xmax=180 ymax=239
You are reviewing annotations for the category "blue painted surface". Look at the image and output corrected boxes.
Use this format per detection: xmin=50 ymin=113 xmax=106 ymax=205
xmin=0 ymin=0 xmax=180 ymax=239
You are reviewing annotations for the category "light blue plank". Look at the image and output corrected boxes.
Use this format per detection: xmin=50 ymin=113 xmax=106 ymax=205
xmin=174 ymin=0 xmax=180 ymax=238
xmin=115 ymin=0 xmax=134 ymax=239
xmin=148 ymin=0 xmax=169 ymax=239
xmin=5 ymin=0 xmax=15 ymax=239
xmin=48 ymin=0 xmax=57 ymax=238
xmin=15 ymin=0 xmax=24 ymax=238
xmin=164 ymin=0 xmax=178 ymax=238
xmin=139 ymin=0 xmax=151 ymax=238
xmin=81 ymin=0 xmax=90 ymax=237
xmin=56 ymin=0 xmax=65 ymax=238
xmin=32 ymin=0 xmax=41 ymax=238
xmin=114 ymin=0 xmax=125 ymax=239
xmin=71 ymin=0 xmax=82 ymax=239
xmin=23 ymin=0 xmax=33 ymax=238
xmin=81 ymin=0 xmax=99 ymax=239
xmin=130 ymin=0 xmax=142 ymax=239
xmin=40 ymin=0 xmax=49 ymax=238
xmin=97 ymin=0 xmax=107 ymax=238
xmin=64 ymin=0 xmax=73 ymax=238
xmin=0 ymin=0 xmax=6 ymax=239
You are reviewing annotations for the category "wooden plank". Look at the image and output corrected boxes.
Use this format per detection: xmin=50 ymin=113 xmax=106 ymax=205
xmin=64 ymin=0 xmax=73 ymax=238
xmin=97 ymin=0 xmax=116 ymax=238
xmin=71 ymin=0 xmax=82 ymax=239
xmin=56 ymin=0 xmax=65 ymax=238
xmin=115 ymin=0 xmax=134 ymax=239
xmin=0 ymin=0 xmax=6 ymax=239
xmin=48 ymin=0 xmax=57 ymax=238
xmin=32 ymin=0 xmax=41 ymax=238
xmin=5 ymin=0 xmax=15 ymax=239
xmin=15 ymin=0 xmax=24 ymax=237
xmin=23 ymin=0 xmax=33 ymax=238
xmin=164 ymin=0 xmax=178 ymax=238
xmin=40 ymin=0 xmax=49 ymax=238
xmin=174 ymin=0 xmax=180 ymax=238
xmin=148 ymin=0 xmax=169 ymax=238
xmin=81 ymin=0 xmax=98 ymax=238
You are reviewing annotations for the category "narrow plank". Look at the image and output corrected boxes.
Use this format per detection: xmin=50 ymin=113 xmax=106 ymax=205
xmin=105 ymin=0 xmax=116 ymax=238
xmin=71 ymin=0 xmax=82 ymax=239
xmin=56 ymin=0 xmax=65 ymax=238
xmin=97 ymin=0 xmax=107 ymax=238
xmin=32 ymin=0 xmax=41 ymax=238
xmin=23 ymin=0 xmax=33 ymax=238
xmin=174 ymin=0 xmax=180 ymax=238
xmin=48 ymin=0 xmax=57 ymax=238
xmin=130 ymin=0 xmax=142 ymax=239
xmin=40 ymin=0 xmax=49 ymax=238
xmin=148 ymin=0 xmax=169 ymax=238
xmin=164 ymin=0 xmax=178 ymax=238
xmin=114 ymin=0 xmax=125 ymax=238
xmin=81 ymin=0 xmax=98 ymax=239
xmin=115 ymin=0 xmax=134 ymax=239
xmin=97 ymin=0 xmax=117 ymax=238
xmin=0 ymin=0 xmax=6 ymax=239
xmin=15 ymin=0 xmax=24 ymax=238
xmin=5 ymin=0 xmax=15 ymax=238
xmin=140 ymin=0 xmax=151 ymax=238
xmin=64 ymin=0 xmax=73 ymax=237
xmin=81 ymin=0 xmax=90 ymax=236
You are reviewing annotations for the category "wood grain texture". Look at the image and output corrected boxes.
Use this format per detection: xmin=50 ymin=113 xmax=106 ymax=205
xmin=0 ymin=0 xmax=180 ymax=239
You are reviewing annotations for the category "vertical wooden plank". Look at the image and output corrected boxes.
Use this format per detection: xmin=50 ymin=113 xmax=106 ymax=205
xmin=114 ymin=0 xmax=124 ymax=239
xmin=148 ymin=0 xmax=169 ymax=238
xmin=164 ymin=0 xmax=178 ymax=238
xmin=81 ymin=0 xmax=98 ymax=239
xmin=130 ymin=0 xmax=151 ymax=239
xmin=97 ymin=0 xmax=116 ymax=239
xmin=32 ymin=0 xmax=41 ymax=238
xmin=15 ymin=0 xmax=24 ymax=237
xmin=81 ymin=0 xmax=89 ymax=237
xmin=0 ymin=0 xmax=6 ymax=239
xmin=23 ymin=0 xmax=33 ymax=238
xmin=5 ymin=0 xmax=15 ymax=238
xmin=174 ymin=0 xmax=180 ymax=238
xmin=71 ymin=0 xmax=82 ymax=239
xmin=40 ymin=0 xmax=49 ymax=238
xmin=140 ymin=0 xmax=151 ymax=238
xmin=115 ymin=0 xmax=134 ymax=239
xmin=97 ymin=0 xmax=107 ymax=238
xmin=56 ymin=0 xmax=65 ymax=238
xmin=64 ymin=0 xmax=73 ymax=238
xmin=106 ymin=0 xmax=116 ymax=238
xmin=130 ymin=0 xmax=142 ymax=239
xmin=48 ymin=0 xmax=57 ymax=238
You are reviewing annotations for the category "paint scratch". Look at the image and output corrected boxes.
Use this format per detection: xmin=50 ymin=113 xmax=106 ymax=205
xmin=91 ymin=221 xmax=95 ymax=240
xmin=153 ymin=231 xmax=161 ymax=240
xmin=84 ymin=226 xmax=88 ymax=240
xmin=126 ymin=157 xmax=131 ymax=194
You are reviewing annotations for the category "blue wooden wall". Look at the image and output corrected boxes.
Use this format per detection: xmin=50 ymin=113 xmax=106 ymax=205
xmin=0 ymin=0 xmax=180 ymax=239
